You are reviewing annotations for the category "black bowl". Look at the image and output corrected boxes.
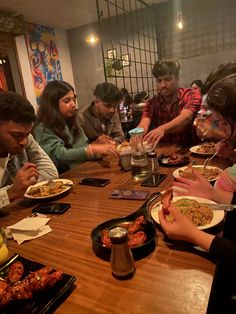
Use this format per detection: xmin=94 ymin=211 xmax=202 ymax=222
xmin=90 ymin=192 xmax=161 ymax=261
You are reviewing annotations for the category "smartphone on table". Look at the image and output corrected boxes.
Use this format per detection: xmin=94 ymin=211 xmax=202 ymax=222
xmin=79 ymin=177 xmax=110 ymax=187
xmin=141 ymin=173 xmax=167 ymax=187
xmin=32 ymin=203 xmax=70 ymax=215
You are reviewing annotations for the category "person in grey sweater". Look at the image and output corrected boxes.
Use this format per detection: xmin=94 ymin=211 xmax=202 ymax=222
xmin=0 ymin=92 xmax=58 ymax=209
xmin=79 ymin=82 xmax=126 ymax=144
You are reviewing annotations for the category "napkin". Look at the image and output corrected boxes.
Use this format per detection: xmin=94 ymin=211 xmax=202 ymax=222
xmin=7 ymin=215 xmax=52 ymax=245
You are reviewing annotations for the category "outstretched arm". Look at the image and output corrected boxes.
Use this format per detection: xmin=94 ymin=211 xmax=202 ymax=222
xmin=173 ymin=170 xmax=233 ymax=204
xmin=144 ymin=109 xmax=194 ymax=147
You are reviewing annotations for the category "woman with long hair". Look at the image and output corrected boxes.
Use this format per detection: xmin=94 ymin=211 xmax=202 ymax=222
xmin=34 ymin=80 xmax=118 ymax=173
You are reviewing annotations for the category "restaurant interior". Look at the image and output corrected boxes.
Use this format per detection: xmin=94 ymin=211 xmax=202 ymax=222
xmin=1 ymin=0 xmax=236 ymax=313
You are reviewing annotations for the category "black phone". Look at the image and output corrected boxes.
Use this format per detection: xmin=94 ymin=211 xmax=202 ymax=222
xmin=79 ymin=177 xmax=110 ymax=187
xmin=141 ymin=173 xmax=167 ymax=187
xmin=32 ymin=203 xmax=70 ymax=215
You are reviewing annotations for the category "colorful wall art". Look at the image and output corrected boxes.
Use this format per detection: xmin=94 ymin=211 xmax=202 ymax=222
xmin=25 ymin=23 xmax=62 ymax=104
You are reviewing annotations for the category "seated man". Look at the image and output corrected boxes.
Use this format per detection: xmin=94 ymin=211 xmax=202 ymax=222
xmin=79 ymin=82 xmax=125 ymax=144
xmin=0 ymin=92 xmax=58 ymax=209
xmin=191 ymin=79 xmax=203 ymax=92
xmin=139 ymin=60 xmax=201 ymax=147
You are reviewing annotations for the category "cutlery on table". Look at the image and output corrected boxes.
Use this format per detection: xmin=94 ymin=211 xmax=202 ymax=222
xmin=198 ymin=203 xmax=236 ymax=211
xmin=203 ymin=151 xmax=218 ymax=169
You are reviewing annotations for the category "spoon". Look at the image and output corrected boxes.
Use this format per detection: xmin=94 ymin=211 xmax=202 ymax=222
xmin=203 ymin=151 xmax=218 ymax=170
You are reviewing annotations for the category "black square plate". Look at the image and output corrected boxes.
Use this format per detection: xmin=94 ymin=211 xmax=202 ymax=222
xmin=0 ymin=254 xmax=76 ymax=314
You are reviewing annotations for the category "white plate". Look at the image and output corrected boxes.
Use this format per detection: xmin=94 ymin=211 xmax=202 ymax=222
xmin=24 ymin=179 xmax=73 ymax=200
xmin=151 ymin=196 xmax=225 ymax=230
xmin=190 ymin=145 xmax=215 ymax=156
xmin=173 ymin=165 xmax=222 ymax=182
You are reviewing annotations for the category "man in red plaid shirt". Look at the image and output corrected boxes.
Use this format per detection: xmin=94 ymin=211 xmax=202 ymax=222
xmin=139 ymin=60 xmax=201 ymax=147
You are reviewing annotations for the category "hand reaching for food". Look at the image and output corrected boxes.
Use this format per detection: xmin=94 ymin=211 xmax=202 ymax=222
xmin=161 ymin=188 xmax=173 ymax=215
xmin=143 ymin=127 xmax=165 ymax=149
xmin=215 ymin=140 xmax=236 ymax=161
xmin=90 ymin=143 xmax=119 ymax=158
xmin=172 ymin=170 xmax=215 ymax=199
xmin=7 ymin=163 xmax=39 ymax=201
xmin=94 ymin=134 xmax=115 ymax=144
xmin=159 ymin=205 xmax=197 ymax=242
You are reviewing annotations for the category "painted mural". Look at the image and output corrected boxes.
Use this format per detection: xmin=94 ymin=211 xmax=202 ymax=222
xmin=25 ymin=23 xmax=62 ymax=104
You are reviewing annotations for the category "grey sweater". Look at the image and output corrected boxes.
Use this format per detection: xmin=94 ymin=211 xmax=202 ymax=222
xmin=78 ymin=103 xmax=125 ymax=144
xmin=0 ymin=134 xmax=58 ymax=209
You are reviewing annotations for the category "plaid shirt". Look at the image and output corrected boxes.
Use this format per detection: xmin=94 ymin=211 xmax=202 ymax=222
xmin=142 ymin=87 xmax=201 ymax=145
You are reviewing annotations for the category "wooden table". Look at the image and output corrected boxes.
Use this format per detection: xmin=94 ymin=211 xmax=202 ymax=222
xmin=0 ymin=145 xmax=230 ymax=314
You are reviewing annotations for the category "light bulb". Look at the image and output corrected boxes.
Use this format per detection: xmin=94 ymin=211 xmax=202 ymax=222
xmin=177 ymin=21 xmax=183 ymax=29
xmin=86 ymin=35 xmax=99 ymax=45
xmin=177 ymin=11 xmax=183 ymax=30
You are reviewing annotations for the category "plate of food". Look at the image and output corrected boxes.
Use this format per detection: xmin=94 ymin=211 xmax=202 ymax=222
xmin=159 ymin=153 xmax=190 ymax=166
xmin=0 ymin=254 xmax=76 ymax=313
xmin=190 ymin=142 xmax=216 ymax=155
xmin=173 ymin=165 xmax=222 ymax=182
xmin=151 ymin=195 xmax=225 ymax=230
xmin=24 ymin=179 xmax=73 ymax=200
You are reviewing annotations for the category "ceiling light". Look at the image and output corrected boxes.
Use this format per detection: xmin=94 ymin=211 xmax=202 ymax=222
xmin=177 ymin=11 xmax=183 ymax=30
xmin=86 ymin=35 xmax=99 ymax=45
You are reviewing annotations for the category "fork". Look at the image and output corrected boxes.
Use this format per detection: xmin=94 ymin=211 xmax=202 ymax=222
xmin=203 ymin=151 xmax=218 ymax=169
xmin=47 ymin=179 xmax=73 ymax=188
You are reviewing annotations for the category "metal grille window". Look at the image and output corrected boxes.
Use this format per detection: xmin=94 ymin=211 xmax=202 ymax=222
xmin=96 ymin=0 xmax=160 ymax=99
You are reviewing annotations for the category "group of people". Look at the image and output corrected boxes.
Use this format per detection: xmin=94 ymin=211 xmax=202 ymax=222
xmin=159 ymin=63 xmax=236 ymax=268
xmin=1 ymin=60 xmax=236 ymax=272
xmin=0 ymin=81 xmax=124 ymax=208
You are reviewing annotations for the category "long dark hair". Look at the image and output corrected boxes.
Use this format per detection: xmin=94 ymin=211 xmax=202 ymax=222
xmin=34 ymin=80 xmax=80 ymax=148
xmin=207 ymin=74 xmax=236 ymax=122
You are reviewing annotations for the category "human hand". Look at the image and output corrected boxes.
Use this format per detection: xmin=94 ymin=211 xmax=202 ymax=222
xmin=95 ymin=135 xmax=115 ymax=144
xmin=172 ymin=170 xmax=215 ymax=200
xmin=159 ymin=206 xmax=197 ymax=242
xmin=91 ymin=143 xmax=119 ymax=158
xmin=215 ymin=140 xmax=235 ymax=160
xmin=8 ymin=163 xmax=39 ymax=201
xmin=143 ymin=127 xmax=165 ymax=148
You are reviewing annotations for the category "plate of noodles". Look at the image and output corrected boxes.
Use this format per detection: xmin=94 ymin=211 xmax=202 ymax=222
xmin=151 ymin=196 xmax=225 ymax=230
xmin=173 ymin=165 xmax=222 ymax=182
xmin=190 ymin=143 xmax=216 ymax=155
xmin=24 ymin=179 xmax=73 ymax=200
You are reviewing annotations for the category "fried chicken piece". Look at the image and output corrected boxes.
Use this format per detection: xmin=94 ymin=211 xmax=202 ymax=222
xmin=128 ymin=231 xmax=147 ymax=248
xmin=46 ymin=271 xmax=63 ymax=288
xmin=11 ymin=280 xmax=32 ymax=300
xmin=6 ymin=261 xmax=24 ymax=284
xmin=101 ymin=229 xmax=112 ymax=248
xmin=161 ymin=188 xmax=173 ymax=214
xmin=127 ymin=216 xmax=146 ymax=234
xmin=0 ymin=281 xmax=13 ymax=306
xmin=26 ymin=267 xmax=63 ymax=292
xmin=11 ymin=266 xmax=63 ymax=300
xmin=168 ymin=153 xmax=184 ymax=163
